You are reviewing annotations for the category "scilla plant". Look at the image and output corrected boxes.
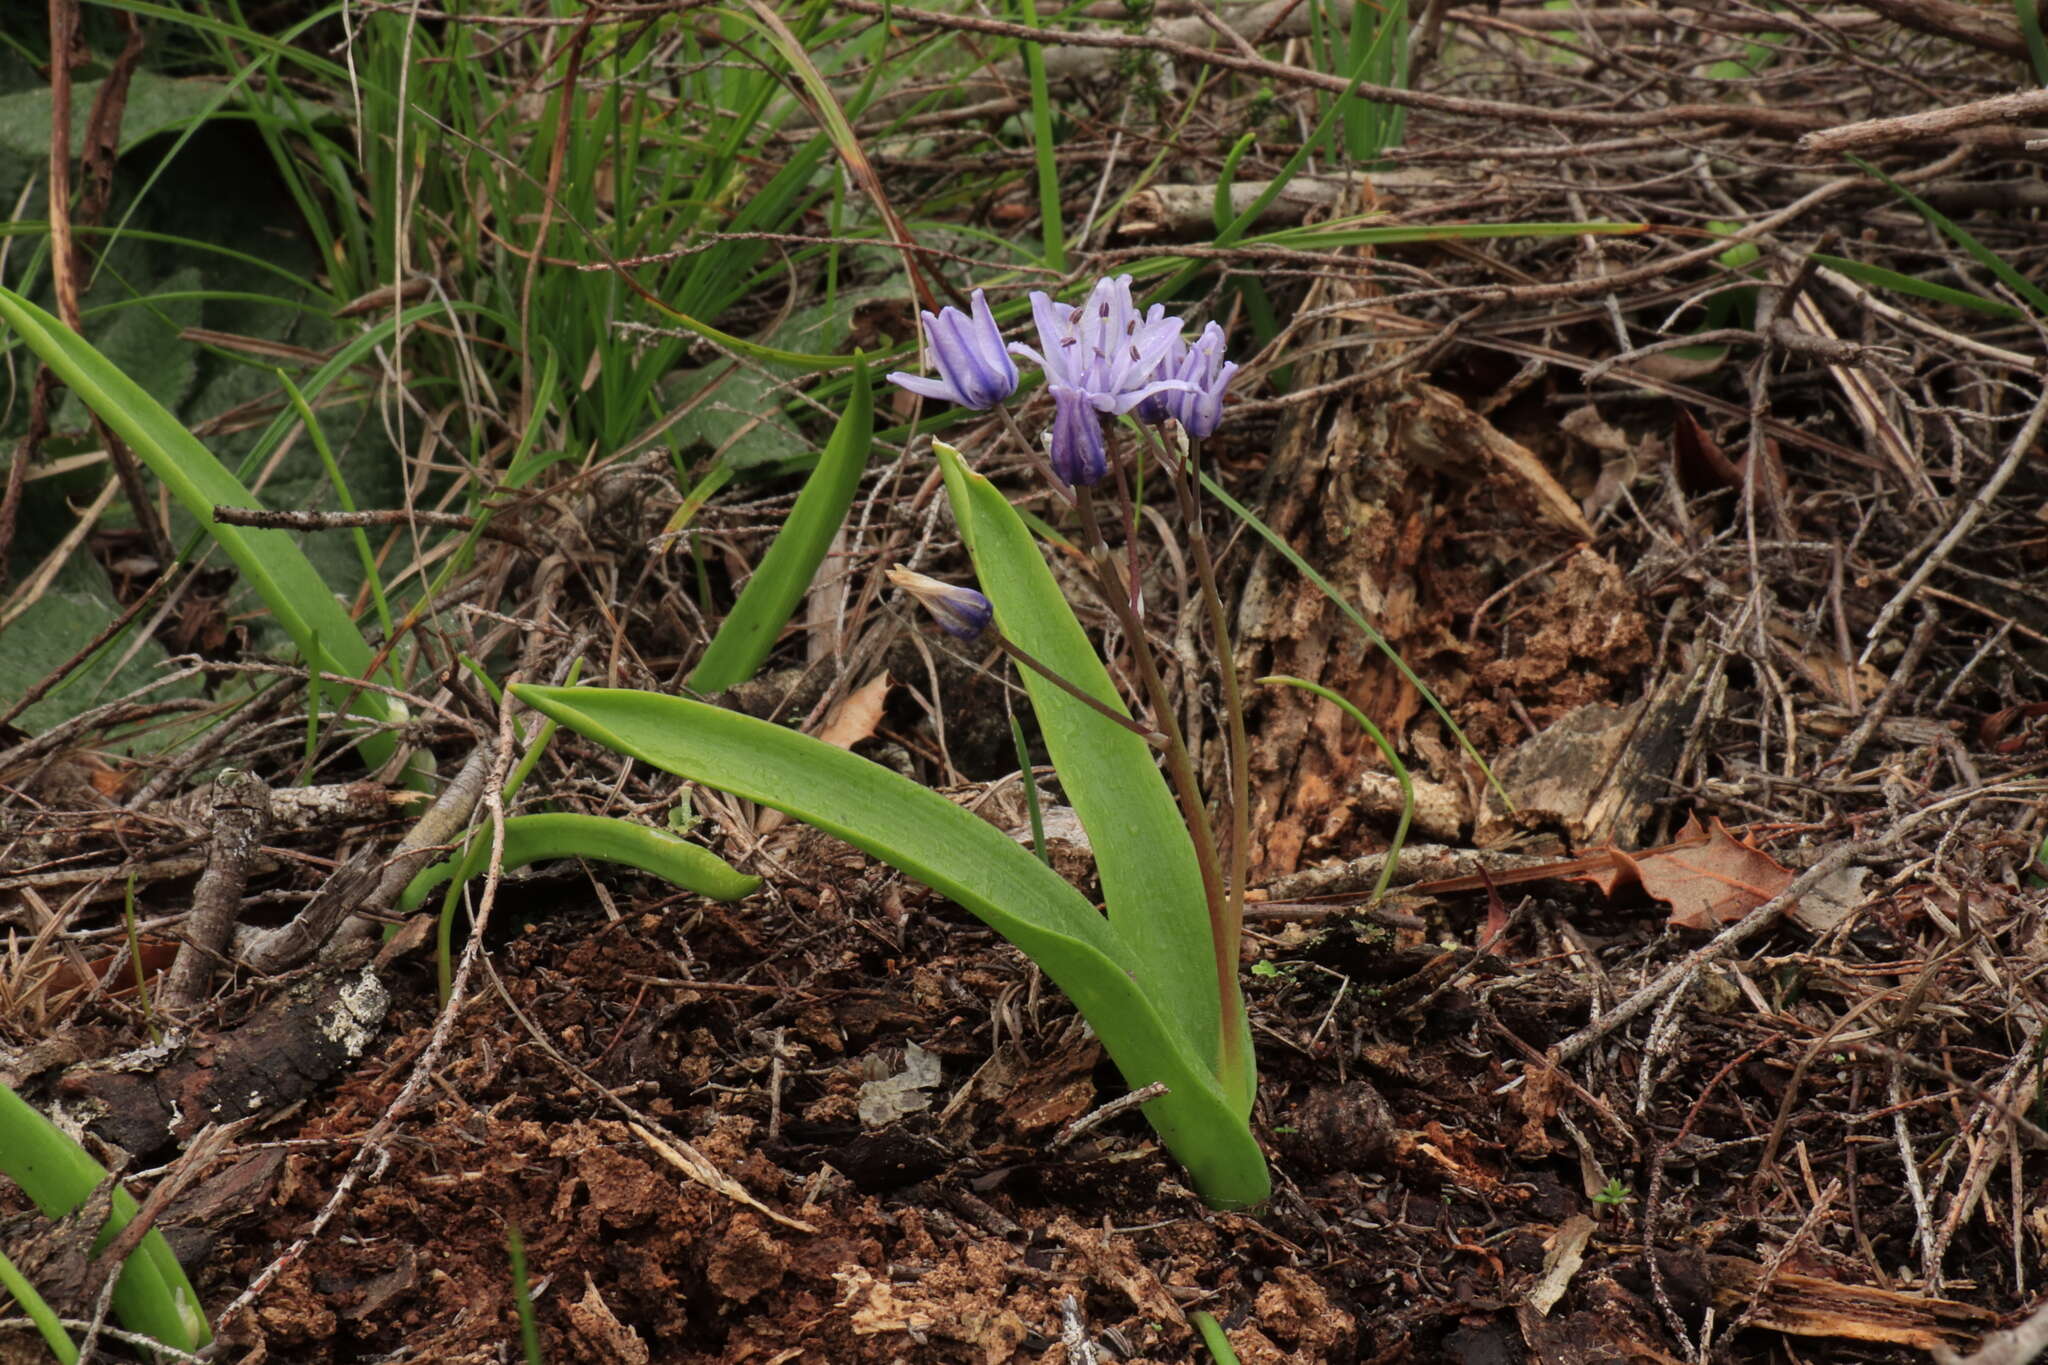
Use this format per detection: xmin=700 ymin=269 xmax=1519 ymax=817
xmin=515 ymin=277 xmax=1271 ymax=1207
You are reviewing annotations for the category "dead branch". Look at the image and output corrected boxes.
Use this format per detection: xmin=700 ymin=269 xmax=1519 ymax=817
xmin=159 ymin=769 xmax=273 ymax=1013
xmin=1800 ymin=88 xmax=2048 ymax=155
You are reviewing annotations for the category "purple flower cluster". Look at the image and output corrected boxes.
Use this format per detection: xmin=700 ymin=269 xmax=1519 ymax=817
xmin=884 ymin=276 xmax=1237 ymax=489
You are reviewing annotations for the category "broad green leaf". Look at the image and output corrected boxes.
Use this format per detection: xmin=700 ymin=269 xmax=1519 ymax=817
xmin=0 ymin=1082 xmax=209 ymax=1355
xmin=510 ymin=682 xmax=1271 ymax=1209
xmin=0 ymin=563 xmax=199 ymax=748
xmin=665 ymin=365 xmax=806 ymax=473
xmin=52 ymin=268 xmax=202 ymax=434
xmin=0 ymin=286 xmax=402 ymax=768
xmin=934 ymin=443 xmax=1244 ymax=1108
xmin=0 ymin=72 xmax=230 ymax=161
xmin=689 ymin=357 xmax=874 ymax=692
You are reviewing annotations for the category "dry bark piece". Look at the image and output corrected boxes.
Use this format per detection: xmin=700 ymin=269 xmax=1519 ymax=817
xmin=1526 ymin=1215 xmax=1598 ymax=1316
xmin=1115 ymin=172 xmax=1469 ymax=238
xmin=1399 ymin=383 xmax=1596 ymax=539
xmin=567 ymin=1277 xmax=653 ymax=1363
xmin=1707 ymin=1255 xmax=1995 ymax=1350
xmin=1490 ymin=678 xmax=1692 ymax=847
xmin=54 ymin=961 xmax=390 ymax=1156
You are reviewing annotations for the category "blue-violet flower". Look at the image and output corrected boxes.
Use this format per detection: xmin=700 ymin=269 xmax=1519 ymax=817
xmin=1162 ymin=321 xmax=1237 ymax=439
xmin=1012 ymin=276 xmax=1190 ymax=416
xmin=887 ymin=566 xmax=994 ymax=639
xmin=885 ymin=289 xmax=1019 ymax=410
xmin=1133 ymin=327 xmax=1189 ymax=426
xmin=1047 ymin=384 xmax=1109 ymax=487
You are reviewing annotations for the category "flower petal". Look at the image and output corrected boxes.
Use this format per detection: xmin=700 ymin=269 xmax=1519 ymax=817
xmin=886 ymin=371 xmax=964 ymax=404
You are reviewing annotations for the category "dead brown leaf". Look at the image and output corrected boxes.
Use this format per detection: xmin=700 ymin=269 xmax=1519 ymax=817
xmin=816 ymin=671 xmax=892 ymax=751
xmin=1409 ymin=815 xmax=1798 ymax=930
xmin=1568 ymin=815 xmax=1795 ymax=929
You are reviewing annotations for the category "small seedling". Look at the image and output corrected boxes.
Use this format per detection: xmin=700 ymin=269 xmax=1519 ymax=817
xmin=1593 ymin=1178 xmax=1633 ymax=1210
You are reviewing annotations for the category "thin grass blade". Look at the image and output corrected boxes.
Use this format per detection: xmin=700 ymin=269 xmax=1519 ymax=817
xmin=1847 ymin=154 xmax=2048 ymax=316
xmin=1200 ymin=470 xmax=1511 ymax=812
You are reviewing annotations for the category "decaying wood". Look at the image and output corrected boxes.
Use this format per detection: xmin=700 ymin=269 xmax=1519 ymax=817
xmin=1708 ymin=1255 xmax=1994 ymax=1350
xmin=55 ymin=958 xmax=390 ymax=1156
xmin=158 ymin=769 xmax=272 ymax=1013
xmin=241 ymin=745 xmax=492 ymax=973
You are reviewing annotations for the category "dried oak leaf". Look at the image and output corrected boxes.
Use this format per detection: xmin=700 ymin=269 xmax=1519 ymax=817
xmin=1570 ymin=815 xmax=1794 ymax=930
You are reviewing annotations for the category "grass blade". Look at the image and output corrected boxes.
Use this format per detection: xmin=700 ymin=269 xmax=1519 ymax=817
xmin=509 ymin=683 xmax=1271 ymax=1209
xmin=1847 ymin=154 xmax=2048 ymax=317
xmin=0 ymin=286 xmax=403 ymax=768
xmin=1813 ymin=254 xmax=2023 ymax=318
xmin=689 ymin=358 xmax=875 ymax=693
xmin=1260 ymin=675 xmax=1413 ymax=904
xmin=1015 ymin=0 xmax=1067 ymax=270
xmin=507 ymin=1224 xmax=546 ymax=1365
xmin=2017 ymin=0 xmax=2048 ymax=84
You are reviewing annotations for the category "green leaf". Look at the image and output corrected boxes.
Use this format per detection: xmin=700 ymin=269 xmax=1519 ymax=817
xmin=399 ymin=812 xmax=762 ymax=914
xmin=509 ymin=682 xmax=1270 ymax=1209
xmin=689 ymin=356 xmax=874 ymax=692
xmin=0 ymin=71 xmax=232 ymax=161
xmin=52 ymin=269 xmax=203 ymax=435
xmin=0 ymin=1082 xmax=209 ymax=1355
xmin=1814 ymin=252 xmax=2025 ymax=318
xmin=0 ymin=572 xmax=200 ymax=748
xmin=934 ymin=442 xmax=1241 ymax=1104
xmin=406 ymin=811 xmax=762 ymax=1005
xmin=1847 ymin=154 xmax=2048 ymax=318
xmin=665 ymin=366 xmax=806 ymax=473
xmin=0 ymin=285 xmax=403 ymax=768
xmin=0 ymin=1242 xmax=79 ymax=1363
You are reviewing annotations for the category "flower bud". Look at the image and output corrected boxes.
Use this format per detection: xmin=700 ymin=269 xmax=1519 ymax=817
xmin=887 ymin=566 xmax=993 ymax=639
xmin=1046 ymin=384 xmax=1109 ymax=488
